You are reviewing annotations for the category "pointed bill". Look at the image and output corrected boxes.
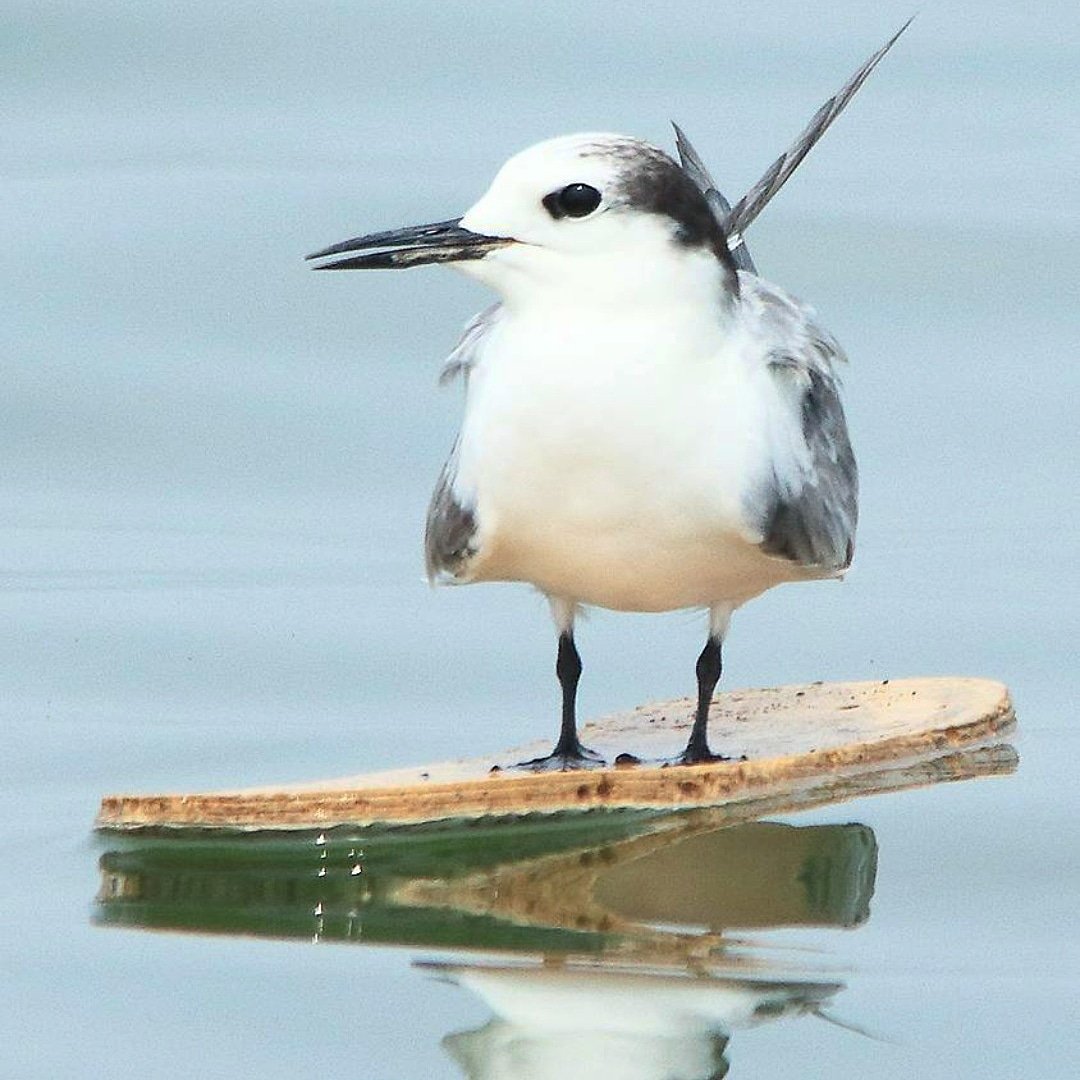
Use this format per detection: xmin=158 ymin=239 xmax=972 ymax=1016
xmin=306 ymin=218 xmax=512 ymax=270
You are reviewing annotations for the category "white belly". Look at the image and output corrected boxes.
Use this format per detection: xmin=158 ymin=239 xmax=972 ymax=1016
xmin=451 ymin=310 xmax=801 ymax=612
xmin=476 ymin=520 xmax=799 ymax=612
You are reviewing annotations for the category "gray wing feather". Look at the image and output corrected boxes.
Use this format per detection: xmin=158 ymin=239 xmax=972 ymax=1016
xmin=673 ymin=123 xmax=757 ymax=273
xmin=673 ymin=19 xmax=911 ymax=275
xmin=742 ymin=275 xmax=858 ymax=572
xmin=724 ymin=19 xmax=912 ymax=242
xmin=425 ymin=442 xmax=479 ymax=582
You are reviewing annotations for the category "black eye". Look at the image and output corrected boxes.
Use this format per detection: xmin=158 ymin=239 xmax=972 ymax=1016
xmin=542 ymin=183 xmax=602 ymax=220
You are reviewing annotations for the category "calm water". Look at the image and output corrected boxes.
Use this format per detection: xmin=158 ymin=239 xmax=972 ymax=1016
xmin=2 ymin=2 xmax=1078 ymax=1077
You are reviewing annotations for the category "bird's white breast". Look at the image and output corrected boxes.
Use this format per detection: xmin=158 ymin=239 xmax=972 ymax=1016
xmin=451 ymin=295 xmax=800 ymax=612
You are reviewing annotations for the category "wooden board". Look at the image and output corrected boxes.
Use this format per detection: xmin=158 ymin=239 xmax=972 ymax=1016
xmin=96 ymin=676 xmax=1015 ymax=831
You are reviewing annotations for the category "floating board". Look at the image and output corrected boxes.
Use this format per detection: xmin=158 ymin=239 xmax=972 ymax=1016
xmin=96 ymin=746 xmax=1016 ymax=962
xmin=97 ymin=677 xmax=1014 ymax=832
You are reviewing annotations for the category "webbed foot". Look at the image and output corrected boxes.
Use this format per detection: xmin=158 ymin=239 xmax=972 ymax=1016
xmin=517 ymin=741 xmax=605 ymax=772
xmin=670 ymin=740 xmax=733 ymax=767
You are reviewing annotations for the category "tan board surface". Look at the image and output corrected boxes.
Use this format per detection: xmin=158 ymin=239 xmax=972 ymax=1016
xmin=96 ymin=676 xmax=1015 ymax=831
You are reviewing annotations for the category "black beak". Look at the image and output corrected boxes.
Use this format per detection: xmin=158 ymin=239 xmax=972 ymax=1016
xmin=306 ymin=217 xmax=512 ymax=270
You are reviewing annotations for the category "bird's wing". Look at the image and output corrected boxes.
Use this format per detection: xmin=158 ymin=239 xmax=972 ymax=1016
xmin=428 ymin=307 xmax=504 ymax=581
xmin=425 ymin=439 xmax=479 ymax=583
xmin=741 ymin=273 xmax=858 ymax=573
xmin=675 ymin=18 xmax=912 ymax=272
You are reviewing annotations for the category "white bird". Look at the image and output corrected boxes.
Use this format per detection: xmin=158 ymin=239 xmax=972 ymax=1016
xmin=309 ymin=26 xmax=908 ymax=770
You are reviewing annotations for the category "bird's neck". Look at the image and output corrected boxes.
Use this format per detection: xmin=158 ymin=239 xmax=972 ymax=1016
xmin=502 ymin=254 xmax=735 ymax=335
xmin=488 ymin=296 xmax=737 ymax=377
xmin=526 ymin=271 xmax=733 ymax=359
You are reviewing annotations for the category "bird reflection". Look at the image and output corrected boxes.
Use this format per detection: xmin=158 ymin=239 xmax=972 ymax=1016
xmin=437 ymin=963 xmax=843 ymax=1080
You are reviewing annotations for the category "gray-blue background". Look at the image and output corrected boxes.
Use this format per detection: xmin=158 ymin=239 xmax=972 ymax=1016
xmin=2 ymin=2 xmax=1077 ymax=1077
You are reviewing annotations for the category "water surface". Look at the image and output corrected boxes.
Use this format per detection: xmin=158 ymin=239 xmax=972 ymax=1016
xmin=2 ymin=3 xmax=1077 ymax=1077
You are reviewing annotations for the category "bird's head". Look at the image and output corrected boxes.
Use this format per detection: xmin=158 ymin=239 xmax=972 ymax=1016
xmin=308 ymin=133 xmax=738 ymax=310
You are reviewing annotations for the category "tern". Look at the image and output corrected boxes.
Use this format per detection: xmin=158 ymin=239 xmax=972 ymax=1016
xmin=309 ymin=25 xmax=908 ymax=770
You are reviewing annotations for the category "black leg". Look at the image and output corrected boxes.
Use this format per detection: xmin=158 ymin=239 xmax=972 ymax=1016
xmin=518 ymin=631 xmax=604 ymax=770
xmin=554 ymin=631 xmax=583 ymax=753
xmin=675 ymin=635 xmax=730 ymax=765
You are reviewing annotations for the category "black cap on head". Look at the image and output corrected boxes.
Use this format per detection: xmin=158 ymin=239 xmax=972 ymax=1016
xmin=583 ymin=140 xmax=738 ymax=289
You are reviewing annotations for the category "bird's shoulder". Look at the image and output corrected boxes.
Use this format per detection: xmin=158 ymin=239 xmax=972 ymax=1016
xmin=737 ymin=271 xmax=847 ymax=377
xmin=438 ymin=303 xmax=503 ymax=385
